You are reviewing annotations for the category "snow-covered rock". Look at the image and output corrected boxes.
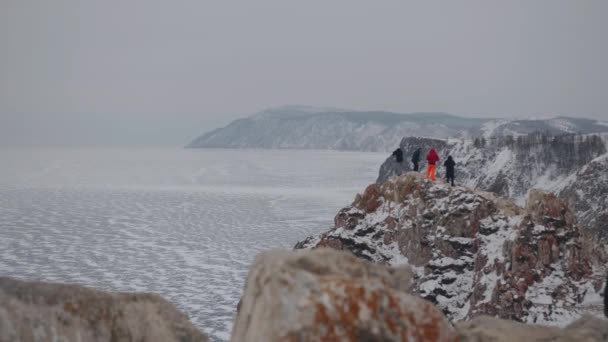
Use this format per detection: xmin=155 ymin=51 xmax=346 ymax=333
xmin=376 ymin=136 xmax=448 ymax=183
xmin=295 ymin=173 xmax=607 ymax=326
xmin=187 ymin=106 xmax=608 ymax=152
xmin=559 ymin=154 xmax=608 ymax=240
xmin=231 ymin=248 xmax=455 ymax=342
xmin=0 ymin=277 xmax=208 ymax=342
xmin=377 ymin=134 xmax=608 ymax=239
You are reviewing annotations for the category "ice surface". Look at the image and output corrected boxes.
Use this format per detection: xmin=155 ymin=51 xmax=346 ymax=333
xmin=0 ymin=148 xmax=386 ymax=342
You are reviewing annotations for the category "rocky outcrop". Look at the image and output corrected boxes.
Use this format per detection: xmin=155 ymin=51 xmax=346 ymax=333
xmin=296 ymin=173 xmax=607 ymax=325
xmin=376 ymin=136 xmax=448 ymax=183
xmin=377 ymin=134 xmax=608 ymax=240
xmin=0 ymin=277 xmax=208 ymax=342
xmin=231 ymin=248 xmax=456 ymax=342
xmin=559 ymin=154 xmax=608 ymax=240
xmin=233 ymin=248 xmax=608 ymax=342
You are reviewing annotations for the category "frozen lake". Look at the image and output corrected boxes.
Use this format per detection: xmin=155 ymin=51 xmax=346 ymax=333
xmin=0 ymin=147 xmax=386 ymax=341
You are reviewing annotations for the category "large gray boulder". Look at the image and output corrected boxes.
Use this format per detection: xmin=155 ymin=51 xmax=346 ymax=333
xmin=231 ymin=248 xmax=456 ymax=342
xmin=0 ymin=277 xmax=207 ymax=342
xmin=456 ymin=315 xmax=608 ymax=341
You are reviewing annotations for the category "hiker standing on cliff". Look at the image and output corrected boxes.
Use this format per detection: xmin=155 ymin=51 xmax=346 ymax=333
xmin=392 ymin=148 xmax=403 ymax=163
xmin=411 ymin=148 xmax=421 ymax=171
xmin=444 ymin=155 xmax=456 ymax=186
xmin=426 ymin=148 xmax=439 ymax=181
xmin=604 ymin=275 xmax=608 ymax=318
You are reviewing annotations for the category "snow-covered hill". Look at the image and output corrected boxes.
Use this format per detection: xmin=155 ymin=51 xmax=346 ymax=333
xmin=187 ymin=106 xmax=608 ymax=152
xmin=295 ymin=173 xmax=607 ymax=325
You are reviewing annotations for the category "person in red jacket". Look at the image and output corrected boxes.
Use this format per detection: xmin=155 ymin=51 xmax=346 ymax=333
xmin=426 ymin=148 xmax=439 ymax=181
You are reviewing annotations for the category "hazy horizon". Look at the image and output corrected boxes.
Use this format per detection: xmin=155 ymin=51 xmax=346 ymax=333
xmin=1 ymin=0 xmax=607 ymax=146
xmin=3 ymin=107 xmax=607 ymax=148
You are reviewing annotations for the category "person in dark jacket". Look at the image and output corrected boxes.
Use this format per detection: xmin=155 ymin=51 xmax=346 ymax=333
xmin=444 ymin=155 xmax=456 ymax=186
xmin=605 ymin=275 xmax=608 ymax=317
xmin=392 ymin=148 xmax=403 ymax=163
xmin=411 ymin=148 xmax=421 ymax=171
xmin=426 ymin=148 xmax=439 ymax=180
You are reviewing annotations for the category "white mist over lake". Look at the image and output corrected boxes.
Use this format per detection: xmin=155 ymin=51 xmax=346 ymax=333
xmin=0 ymin=148 xmax=386 ymax=341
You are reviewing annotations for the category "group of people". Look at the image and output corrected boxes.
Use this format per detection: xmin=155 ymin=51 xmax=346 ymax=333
xmin=392 ymin=147 xmax=456 ymax=186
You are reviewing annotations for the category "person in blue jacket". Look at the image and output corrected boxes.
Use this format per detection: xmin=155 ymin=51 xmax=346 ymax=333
xmin=392 ymin=148 xmax=403 ymax=163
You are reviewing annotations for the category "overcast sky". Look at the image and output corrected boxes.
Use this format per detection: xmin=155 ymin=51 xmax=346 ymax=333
xmin=1 ymin=0 xmax=607 ymax=146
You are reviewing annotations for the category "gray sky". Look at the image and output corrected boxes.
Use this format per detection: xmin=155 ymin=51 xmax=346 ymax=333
xmin=1 ymin=0 xmax=607 ymax=146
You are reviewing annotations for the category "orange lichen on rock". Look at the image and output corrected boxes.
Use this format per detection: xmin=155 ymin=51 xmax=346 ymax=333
xmin=303 ymin=278 xmax=457 ymax=341
xmin=233 ymin=249 xmax=452 ymax=342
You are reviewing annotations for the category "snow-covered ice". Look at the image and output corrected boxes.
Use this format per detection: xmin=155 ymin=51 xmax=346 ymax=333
xmin=0 ymin=147 xmax=386 ymax=342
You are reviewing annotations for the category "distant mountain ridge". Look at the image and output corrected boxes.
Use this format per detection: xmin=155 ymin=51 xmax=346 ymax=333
xmin=187 ymin=106 xmax=608 ymax=151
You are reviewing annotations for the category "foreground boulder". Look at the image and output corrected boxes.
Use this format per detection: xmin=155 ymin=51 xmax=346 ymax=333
xmin=296 ymin=173 xmax=607 ymax=325
xmin=456 ymin=315 xmax=608 ymax=341
xmin=232 ymin=248 xmax=456 ymax=342
xmin=0 ymin=277 xmax=207 ymax=342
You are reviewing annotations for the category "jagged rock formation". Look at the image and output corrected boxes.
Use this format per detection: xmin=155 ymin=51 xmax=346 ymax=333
xmin=233 ymin=248 xmax=608 ymax=341
xmin=231 ymin=248 xmax=456 ymax=342
xmin=0 ymin=277 xmax=208 ymax=342
xmin=559 ymin=154 xmax=608 ymax=240
xmin=377 ymin=134 xmax=608 ymax=239
xmin=187 ymin=105 xmax=608 ymax=152
xmin=378 ymin=134 xmax=606 ymax=198
xmin=295 ymin=173 xmax=607 ymax=325
xmin=451 ymin=133 xmax=607 ymax=200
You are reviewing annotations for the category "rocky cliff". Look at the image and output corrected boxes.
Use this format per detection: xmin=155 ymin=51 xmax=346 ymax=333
xmin=295 ymin=173 xmax=607 ymax=326
xmin=233 ymin=248 xmax=608 ymax=341
xmin=559 ymin=154 xmax=608 ymax=240
xmin=377 ymin=137 xmax=448 ymax=183
xmin=377 ymin=134 xmax=608 ymax=239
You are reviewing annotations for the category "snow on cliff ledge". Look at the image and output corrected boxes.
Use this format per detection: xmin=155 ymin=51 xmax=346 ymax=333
xmin=295 ymin=173 xmax=607 ymax=326
xmin=377 ymin=135 xmax=608 ymax=240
